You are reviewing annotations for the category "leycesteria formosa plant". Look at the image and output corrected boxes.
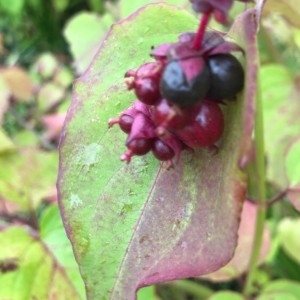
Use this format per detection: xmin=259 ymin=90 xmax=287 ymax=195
xmin=56 ymin=0 xmax=287 ymax=299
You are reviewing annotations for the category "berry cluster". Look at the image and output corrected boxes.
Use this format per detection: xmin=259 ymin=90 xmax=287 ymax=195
xmin=108 ymin=29 xmax=244 ymax=167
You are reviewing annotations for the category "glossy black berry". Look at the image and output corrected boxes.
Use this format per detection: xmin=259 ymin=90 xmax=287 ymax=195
xmin=160 ymin=57 xmax=210 ymax=107
xmin=206 ymin=53 xmax=244 ymax=101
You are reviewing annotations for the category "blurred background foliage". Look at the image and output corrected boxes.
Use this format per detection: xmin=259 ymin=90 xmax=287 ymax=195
xmin=0 ymin=0 xmax=300 ymax=299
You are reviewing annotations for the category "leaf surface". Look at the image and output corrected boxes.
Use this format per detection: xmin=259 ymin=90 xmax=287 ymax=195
xmin=57 ymin=4 xmax=260 ymax=300
xmin=0 ymin=205 xmax=84 ymax=300
xmin=201 ymin=201 xmax=270 ymax=281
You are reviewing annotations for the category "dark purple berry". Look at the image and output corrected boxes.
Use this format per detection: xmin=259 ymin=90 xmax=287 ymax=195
xmin=127 ymin=138 xmax=153 ymax=155
xmin=121 ymin=138 xmax=153 ymax=163
xmin=127 ymin=112 xmax=156 ymax=144
xmin=118 ymin=114 xmax=133 ymax=133
xmin=108 ymin=114 xmax=133 ymax=134
xmin=206 ymin=53 xmax=244 ymax=101
xmin=160 ymin=57 xmax=210 ymax=107
xmin=120 ymin=138 xmax=153 ymax=163
xmin=152 ymin=139 xmax=175 ymax=161
xmin=134 ymin=78 xmax=160 ymax=105
xmin=126 ymin=62 xmax=162 ymax=105
xmin=175 ymin=100 xmax=224 ymax=148
xmin=152 ymin=98 xmax=200 ymax=130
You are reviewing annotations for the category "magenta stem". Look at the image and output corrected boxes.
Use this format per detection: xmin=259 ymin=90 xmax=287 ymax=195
xmin=193 ymin=13 xmax=211 ymax=50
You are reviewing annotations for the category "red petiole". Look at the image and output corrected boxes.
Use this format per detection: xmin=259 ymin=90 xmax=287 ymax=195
xmin=193 ymin=12 xmax=211 ymax=50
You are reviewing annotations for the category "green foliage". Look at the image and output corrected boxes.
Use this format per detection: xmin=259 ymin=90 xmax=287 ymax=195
xmin=0 ymin=150 xmax=58 ymax=210
xmin=0 ymin=212 xmax=84 ymax=299
xmin=0 ymin=0 xmax=25 ymax=15
xmin=63 ymin=12 xmax=114 ymax=73
xmin=258 ymin=280 xmax=300 ymax=300
xmin=120 ymin=0 xmax=186 ymax=16
xmin=209 ymin=291 xmax=245 ymax=300
xmin=286 ymin=142 xmax=300 ymax=187
xmin=277 ymin=218 xmax=300 ymax=264
xmin=0 ymin=129 xmax=15 ymax=153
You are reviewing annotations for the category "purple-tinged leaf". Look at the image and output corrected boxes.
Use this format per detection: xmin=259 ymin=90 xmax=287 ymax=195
xmin=201 ymin=201 xmax=271 ymax=281
xmin=57 ymin=3 xmax=260 ymax=299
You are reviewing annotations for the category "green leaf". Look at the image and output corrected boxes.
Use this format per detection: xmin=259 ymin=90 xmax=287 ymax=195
xmin=260 ymin=65 xmax=300 ymax=189
xmin=12 ymin=130 xmax=40 ymax=148
xmin=286 ymin=139 xmax=300 ymax=187
xmin=258 ymin=280 xmax=300 ymax=300
xmin=271 ymin=247 xmax=300 ymax=281
xmin=277 ymin=218 xmax=300 ymax=264
xmin=52 ymin=0 xmax=69 ymax=13
xmin=33 ymin=53 xmax=59 ymax=80
xmin=137 ymin=286 xmax=158 ymax=300
xmin=37 ymin=82 xmax=65 ymax=113
xmin=209 ymin=291 xmax=245 ymax=300
xmin=0 ymin=150 xmax=57 ymax=210
xmin=285 ymin=137 xmax=300 ymax=209
xmin=53 ymin=67 xmax=74 ymax=88
xmin=40 ymin=204 xmax=86 ymax=299
xmin=258 ymin=293 xmax=296 ymax=300
xmin=0 ymin=225 xmax=82 ymax=299
xmin=120 ymin=0 xmax=186 ymax=17
xmin=63 ymin=12 xmax=114 ymax=74
xmin=0 ymin=0 xmax=25 ymax=15
xmin=87 ymin=0 xmax=104 ymax=13
xmin=0 ymin=128 xmax=15 ymax=153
